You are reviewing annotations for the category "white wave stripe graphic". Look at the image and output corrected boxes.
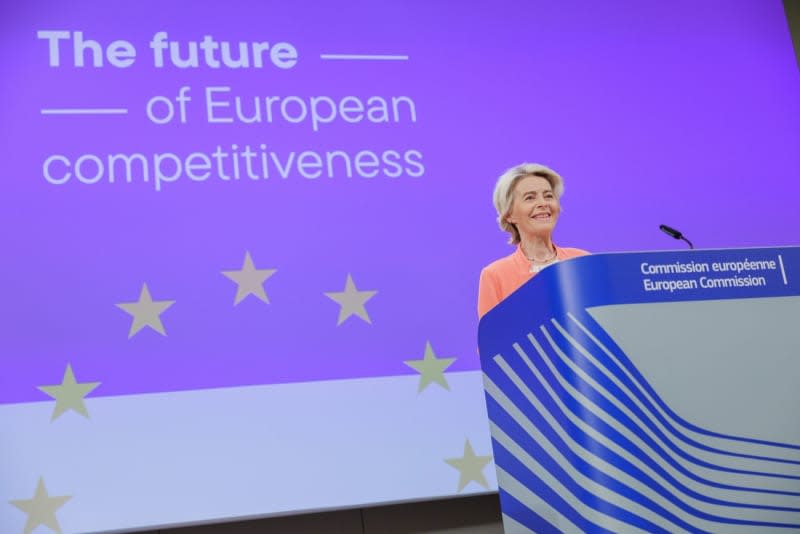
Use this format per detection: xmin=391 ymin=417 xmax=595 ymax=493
xmin=495 ymin=448 xmax=654 ymax=534
xmin=506 ymin=341 xmax=800 ymax=509
xmin=491 ymin=355 xmax=800 ymax=526
xmin=550 ymin=316 xmax=800 ymax=464
xmin=567 ymin=312 xmax=800 ymax=462
xmin=494 ymin=423 xmax=656 ymax=533
xmin=495 ymin=464 xmax=586 ymax=534
xmin=544 ymin=322 xmax=800 ymax=477
xmin=502 ymin=513 xmax=540 ymax=534
xmin=487 ymin=378 xmax=682 ymax=532
xmin=534 ymin=329 xmax=800 ymax=488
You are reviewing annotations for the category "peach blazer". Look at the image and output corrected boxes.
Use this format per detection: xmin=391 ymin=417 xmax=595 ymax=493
xmin=478 ymin=245 xmax=589 ymax=318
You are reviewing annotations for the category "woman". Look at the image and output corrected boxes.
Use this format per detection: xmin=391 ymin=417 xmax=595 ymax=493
xmin=478 ymin=163 xmax=589 ymax=318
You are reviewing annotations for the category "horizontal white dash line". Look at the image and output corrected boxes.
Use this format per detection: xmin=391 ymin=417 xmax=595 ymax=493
xmin=320 ymin=54 xmax=408 ymax=61
xmin=41 ymin=108 xmax=129 ymax=115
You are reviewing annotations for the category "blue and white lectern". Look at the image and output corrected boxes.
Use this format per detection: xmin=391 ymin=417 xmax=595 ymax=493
xmin=478 ymin=247 xmax=800 ymax=533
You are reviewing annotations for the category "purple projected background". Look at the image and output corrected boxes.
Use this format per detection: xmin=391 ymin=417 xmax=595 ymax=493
xmin=1 ymin=0 xmax=798 ymax=404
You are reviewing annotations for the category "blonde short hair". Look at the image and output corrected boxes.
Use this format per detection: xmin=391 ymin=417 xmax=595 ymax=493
xmin=493 ymin=163 xmax=564 ymax=244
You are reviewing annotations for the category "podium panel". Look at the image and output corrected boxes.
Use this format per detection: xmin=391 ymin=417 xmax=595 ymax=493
xmin=478 ymin=247 xmax=800 ymax=532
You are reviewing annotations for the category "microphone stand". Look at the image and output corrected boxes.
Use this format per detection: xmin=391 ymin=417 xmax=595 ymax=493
xmin=659 ymin=224 xmax=694 ymax=249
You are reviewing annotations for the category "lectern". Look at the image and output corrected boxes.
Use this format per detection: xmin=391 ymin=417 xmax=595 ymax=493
xmin=478 ymin=247 xmax=800 ymax=533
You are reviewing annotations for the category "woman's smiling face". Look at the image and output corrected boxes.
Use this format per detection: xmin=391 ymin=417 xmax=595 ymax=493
xmin=505 ymin=175 xmax=560 ymax=240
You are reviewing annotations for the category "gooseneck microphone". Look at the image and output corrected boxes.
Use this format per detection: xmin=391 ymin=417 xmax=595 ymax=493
xmin=659 ymin=224 xmax=694 ymax=249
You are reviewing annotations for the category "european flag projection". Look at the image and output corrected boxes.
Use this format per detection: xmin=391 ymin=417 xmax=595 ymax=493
xmin=1 ymin=1 xmax=798 ymax=532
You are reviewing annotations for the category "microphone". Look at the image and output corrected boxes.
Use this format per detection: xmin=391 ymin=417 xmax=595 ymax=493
xmin=659 ymin=224 xmax=694 ymax=249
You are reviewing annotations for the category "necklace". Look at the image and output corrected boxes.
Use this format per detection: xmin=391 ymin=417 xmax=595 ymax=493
xmin=530 ymin=259 xmax=558 ymax=273
xmin=525 ymin=248 xmax=558 ymax=273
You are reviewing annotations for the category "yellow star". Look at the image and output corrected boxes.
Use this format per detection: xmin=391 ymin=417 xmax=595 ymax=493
xmin=444 ymin=440 xmax=493 ymax=492
xmin=221 ymin=251 xmax=277 ymax=305
xmin=9 ymin=478 xmax=71 ymax=534
xmin=404 ymin=341 xmax=456 ymax=392
xmin=115 ymin=283 xmax=175 ymax=338
xmin=38 ymin=363 xmax=101 ymax=421
xmin=324 ymin=274 xmax=377 ymax=325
